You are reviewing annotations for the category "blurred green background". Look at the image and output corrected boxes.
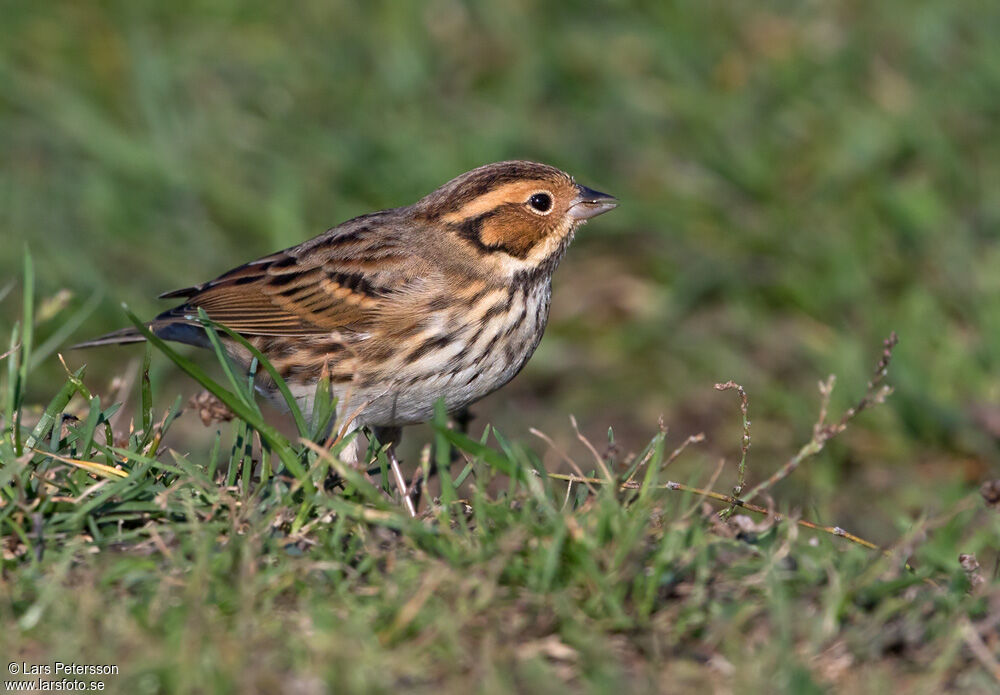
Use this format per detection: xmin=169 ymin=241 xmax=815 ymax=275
xmin=2 ymin=0 xmax=998 ymax=538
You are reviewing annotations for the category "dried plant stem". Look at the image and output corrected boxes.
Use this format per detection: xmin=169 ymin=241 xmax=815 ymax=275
xmin=664 ymin=432 xmax=706 ymax=469
xmin=388 ymin=449 xmax=416 ymax=518
xmin=0 ymin=342 xmax=21 ymax=362
xmin=961 ymin=617 xmax=1000 ymax=685
xmin=744 ymin=332 xmax=898 ymax=503
xmin=681 ymin=458 xmax=726 ymax=521
xmin=530 ymin=428 xmax=600 ymax=495
xmin=744 ymin=432 xmax=826 ymax=504
xmin=714 ymin=381 xmax=750 ymax=516
xmin=622 ymin=432 xmax=705 ymax=487
xmin=568 ymin=415 xmax=614 ymax=484
xmin=542 ymin=471 xmax=882 ymax=553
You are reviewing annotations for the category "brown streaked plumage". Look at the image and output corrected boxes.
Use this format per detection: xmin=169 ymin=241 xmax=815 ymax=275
xmin=75 ymin=161 xmax=616 ymax=499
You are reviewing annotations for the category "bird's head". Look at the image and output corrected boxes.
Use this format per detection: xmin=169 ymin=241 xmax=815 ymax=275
xmin=416 ymin=161 xmax=617 ymax=278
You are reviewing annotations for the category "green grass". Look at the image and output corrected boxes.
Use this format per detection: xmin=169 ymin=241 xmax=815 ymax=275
xmin=2 ymin=1 xmax=1000 ymax=692
xmin=2 ymin=255 xmax=999 ymax=693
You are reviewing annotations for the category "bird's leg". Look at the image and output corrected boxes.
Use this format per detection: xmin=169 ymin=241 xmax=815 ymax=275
xmin=409 ymin=407 xmax=475 ymax=509
xmin=453 ymin=407 xmax=474 ymax=436
xmin=372 ymin=426 xmax=416 ymax=517
xmin=448 ymin=407 xmax=475 ymax=474
xmin=320 ymin=420 xmax=376 ymax=492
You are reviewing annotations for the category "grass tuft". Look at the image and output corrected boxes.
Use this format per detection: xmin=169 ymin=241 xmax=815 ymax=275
xmin=1 ymin=258 xmax=998 ymax=693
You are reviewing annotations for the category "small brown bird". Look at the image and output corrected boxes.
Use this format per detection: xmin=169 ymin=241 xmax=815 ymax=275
xmin=76 ymin=161 xmax=616 ymax=507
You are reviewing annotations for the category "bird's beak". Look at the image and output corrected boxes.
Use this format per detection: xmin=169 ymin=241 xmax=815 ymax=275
xmin=569 ymin=184 xmax=618 ymax=221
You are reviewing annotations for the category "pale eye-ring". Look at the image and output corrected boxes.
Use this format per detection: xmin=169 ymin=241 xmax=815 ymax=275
xmin=527 ymin=192 xmax=553 ymax=214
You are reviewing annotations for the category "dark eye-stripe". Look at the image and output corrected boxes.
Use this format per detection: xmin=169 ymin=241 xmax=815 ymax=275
xmin=453 ymin=206 xmax=534 ymax=260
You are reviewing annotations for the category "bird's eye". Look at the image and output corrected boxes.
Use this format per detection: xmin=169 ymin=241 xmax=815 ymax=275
xmin=528 ymin=192 xmax=553 ymax=214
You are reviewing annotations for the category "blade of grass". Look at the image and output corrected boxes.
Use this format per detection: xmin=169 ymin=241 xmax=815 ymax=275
xmin=433 ymin=401 xmax=457 ymax=510
xmin=30 ymin=448 xmax=128 ymax=479
xmin=14 ymin=248 xmax=34 ymax=455
xmin=140 ymin=343 xmax=153 ymax=436
xmin=300 ymin=438 xmax=389 ymax=509
xmin=123 ymin=307 xmax=313 ymax=492
xmin=201 ymin=315 xmax=309 ymax=437
xmin=206 ymin=430 xmax=222 ymax=481
xmin=638 ymin=431 xmax=667 ymax=501
xmin=76 ymin=395 xmax=103 ymax=459
xmin=24 ymin=367 xmax=84 ymax=451
xmin=3 ymin=322 xmax=20 ymax=437
xmin=432 ymin=423 xmax=523 ymax=481
xmin=196 ymin=309 xmax=261 ymax=415
xmin=308 ymin=371 xmax=336 ymax=442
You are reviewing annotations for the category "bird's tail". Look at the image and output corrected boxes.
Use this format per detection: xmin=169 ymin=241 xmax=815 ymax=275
xmin=70 ymin=327 xmax=147 ymax=349
xmin=70 ymin=320 xmax=210 ymax=350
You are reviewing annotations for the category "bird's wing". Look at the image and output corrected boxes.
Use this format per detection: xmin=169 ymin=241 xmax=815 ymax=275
xmin=157 ymin=217 xmax=422 ymax=336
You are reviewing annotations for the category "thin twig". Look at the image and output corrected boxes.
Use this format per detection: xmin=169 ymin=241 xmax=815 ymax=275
xmin=714 ymin=381 xmax=750 ymax=516
xmin=388 ymin=447 xmax=416 ymax=518
xmin=0 ymin=342 xmax=21 ymax=362
xmin=568 ymin=415 xmax=614 ymax=484
xmin=530 ymin=428 xmax=599 ymax=496
xmin=961 ymin=617 xmax=1000 ymax=685
xmin=408 ymin=443 xmax=432 ymax=510
xmin=543 ymin=470 xmax=883 ymax=554
xmin=681 ymin=457 xmax=726 ymax=521
xmin=624 ymin=431 xmax=706 ymax=487
xmin=813 ymin=374 xmax=836 ymax=439
xmin=744 ymin=332 xmax=898 ymax=503
xmin=664 ymin=432 xmax=707 ymax=470
xmin=562 ymin=479 xmax=575 ymax=511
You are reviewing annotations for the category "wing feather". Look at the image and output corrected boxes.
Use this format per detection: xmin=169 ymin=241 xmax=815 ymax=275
xmin=154 ymin=222 xmax=414 ymax=336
